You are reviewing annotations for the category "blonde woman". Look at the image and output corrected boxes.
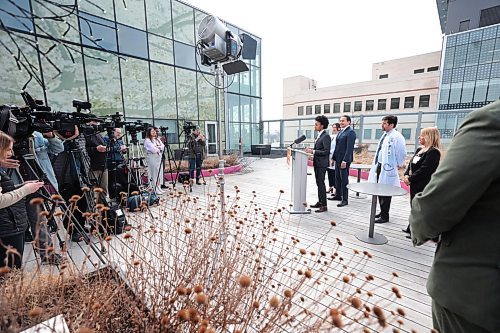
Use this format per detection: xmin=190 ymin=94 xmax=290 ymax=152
xmin=403 ymin=127 xmax=442 ymax=234
xmin=0 ymin=131 xmax=44 ymax=269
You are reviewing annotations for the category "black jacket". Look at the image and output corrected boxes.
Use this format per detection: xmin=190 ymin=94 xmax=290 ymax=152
xmin=85 ymin=133 xmax=106 ymax=171
xmin=333 ymin=126 xmax=356 ymax=164
xmin=404 ymin=147 xmax=441 ymax=194
xmin=313 ymin=131 xmax=331 ymax=168
xmin=0 ymin=170 xmax=28 ymax=237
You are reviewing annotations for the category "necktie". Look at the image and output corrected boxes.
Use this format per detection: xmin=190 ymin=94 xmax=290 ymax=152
xmin=375 ymin=132 xmax=387 ymax=164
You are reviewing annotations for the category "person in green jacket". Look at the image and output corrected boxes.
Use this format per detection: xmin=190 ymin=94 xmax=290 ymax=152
xmin=409 ymin=100 xmax=500 ymax=333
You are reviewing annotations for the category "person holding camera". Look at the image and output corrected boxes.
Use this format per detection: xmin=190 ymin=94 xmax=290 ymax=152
xmin=85 ymin=120 xmax=109 ymax=200
xmin=144 ymin=127 xmax=164 ymax=194
xmin=187 ymin=126 xmax=206 ymax=185
xmin=0 ymin=131 xmax=44 ymax=269
xmin=103 ymin=127 xmax=128 ymax=199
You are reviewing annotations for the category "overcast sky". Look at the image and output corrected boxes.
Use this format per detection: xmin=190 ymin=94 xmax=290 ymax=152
xmin=186 ymin=0 xmax=444 ymax=120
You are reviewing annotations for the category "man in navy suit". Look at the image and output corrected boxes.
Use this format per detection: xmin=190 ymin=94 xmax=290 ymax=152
xmin=305 ymin=115 xmax=331 ymax=213
xmin=329 ymin=115 xmax=356 ymax=207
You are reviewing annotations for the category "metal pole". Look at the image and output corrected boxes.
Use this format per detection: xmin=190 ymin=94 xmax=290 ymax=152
xmin=215 ymin=64 xmax=226 ymax=220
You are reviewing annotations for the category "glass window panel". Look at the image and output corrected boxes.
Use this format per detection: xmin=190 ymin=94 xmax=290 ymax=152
xmin=375 ymin=129 xmax=383 ymax=139
xmin=404 ymin=96 xmax=414 ymax=108
xmin=491 ymin=62 xmax=500 ymax=78
xmin=493 ymin=38 xmax=500 ymax=62
xmin=479 ymin=39 xmax=495 ymax=64
xmin=78 ymin=0 xmax=114 ymax=20
xmin=254 ymin=38 xmax=261 ymax=67
xmin=153 ymin=119 xmax=179 ymax=144
xmin=354 ymin=101 xmax=362 ymax=111
xmin=470 ymin=30 xmax=483 ymax=42
xmin=148 ymin=34 xmax=173 ymax=64
xmin=451 ymin=67 xmax=464 ymax=83
xmin=171 ymin=0 xmax=194 ymax=45
xmin=120 ymin=57 xmax=152 ymax=118
xmin=483 ymin=26 xmax=497 ymax=40
xmin=449 ymin=83 xmax=462 ymax=104
xmin=252 ymin=124 xmax=260 ymax=145
xmin=251 ymin=98 xmax=260 ymax=123
xmin=439 ymin=83 xmax=450 ymax=105
xmin=477 ymin=63 xmax=492 ymax=80
xmin=84 ymin=48 xmax=122 ymax=115
xmin=228 ymin=93 xmax=239 ymax=122
xmin=115 ymin=0 xmax=146 ymax=30
xmin=146 ymin=0 xmax=172 ymax=38
xmin=453 ymin=44 xmax=467 ymax=68
xmin=117 ymin=24 xmax=148 ymax=58
xmin=390 ymin=98 xmax=400 ymax=109
xmin=197 ymin=73 xmax=216 ymax=120
xmin=175 ymin=67 xmax=197 ymax=119
xmin=0 ymin=0 xmax=33 ymax=32
xmin=377 ymin=99 xmax=386 ymax=110
xmin=343 ymin=102 xmax=351 ymax=112
xmin=315 ymin=105 xmax=321 ymax=114
xmin=79 ymin=12 xmax=117 ymax=52
xmin=242 ymin=123 xmax=251 ymax=151
xmin=0 ymin=32 xmax=43 ymax=105
xmin=366 ymin=100 xmax=374 ymax=111
xmin=227 ymin=73 xmax=239 ymax=94
xmin=240 ymin=70 xmax=251 ymax=96
xmin=461 ymin=81 xmax=474 ymax=103
xmin=363 ymin=129 xmax=372 ymax=140
xmin=324 ymin=104 xmax=330 ymax=113
xmin=487 ymin=78 xmax=500 ymax=101
xmin=333 ymin=103 xmax=340 ymax=113
xmin=473 ymin=80 xmax=489 ymax=102
xmin=32 ymin=0 xmax=79 ymax=42
xmin=463 ymin=65 xmax=477 ymax=81
xmin=150 ymin=62 xmax=176 ymax=118
xmin=466 ymin=41 xmax=481 ymax=66
xmin=298 ymin=106 xmax=304 ymax=116
xmin=38 ymin=39 xmax=86 ymax=111
xmin=401 ymin=129 xmax=411 ymax=140
xmin=241 ymin=96 xmax=251 ymax=122
xmin=443 ymin=46 xmax=455 ymax=70
xmin=229 ymin=122 xmax=240 ymax=150
xmin=174 ymin=41 xmax=196 ymax=69
xmin=442 ymin=68 xmax=452 ymax=84
xmin=250 ymin=66 xmax=260 ymax=97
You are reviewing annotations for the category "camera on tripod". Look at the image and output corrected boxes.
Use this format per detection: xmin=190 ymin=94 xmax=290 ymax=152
xmin=125 ymin=120 xmax=151 ymax=140
xmin=183 ymin=121 xmax=197 ymax=135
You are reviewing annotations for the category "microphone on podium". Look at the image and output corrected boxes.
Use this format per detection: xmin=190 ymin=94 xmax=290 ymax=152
xmin=289 ymin=134 xmax=306 ymax=148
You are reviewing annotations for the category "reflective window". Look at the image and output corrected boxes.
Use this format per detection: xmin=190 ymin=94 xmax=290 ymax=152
xmin=298 ymin=106 xmax=304 ymax=116
xmin=120 ymin=57 xmax=152 ymax=118
xmin=197 ymin=72 xmax=216 ymax=120
xmin=363 ymin=129 xmax=372 ymax=140
xmin=146 ymin=0 xmax=173 ymax=38
xmin=38 ymin=39 xmax=86 ymax=112
xmin=306 ymin=105 xmax=312 ymax=115
xmin=419 ymin=95 xmax=430 ymax=108
xmin=241 ymin=96 xmax=251 ymax=122
xmin=390 ymin=98 xmax=400 ymax=109
xmin=324 ymin=104 xmax=330 ymax=113
xmin=466 ymin=41 xmax=481 ymax=65
xmin=172 ymin=0 xmax=195 ymax=45
xmin=148 ymin=34 xmax=174 ymax=64
xmin=0 ymin=0 xmax=33 ymax=32
xmin=251 ymin=98 xmax=261 ymax=123
xmin=479 ymin=39 xmax=495 ymax=64
xmin=461 ymin=81 xmax=474 ymax=103
xmin=32 ymin=1 xmax=79 ymax=42
xmin=404 ymin=96 xmax=414 ymax=108
xmin=175 ymin=67 xmax=198 ymax=119
xmin=83 ymin=48 xmax=123 ymax=115
xmin=152 ymin=119 xmax=179 ymax=144
xmin=228 ymin=94 xmax=240 ymax=122
xmin=117 ymin=24 xmax=148 ymax=58
xmin=449 ymin=82 xmax=462 ymax=104
xmin=79 ymin=12 xmax=117 ymax=52
xmin=333 ymin=103 xmax=340 ymax=113
xmin=439 ymin=83 xmax=450 ymax=105
xmin=78 ymin=0 xmax=114 ymax=20
xmin=366 ymin=100 xmax=374 ymax=111
xmin=227 ymin=73 xmax=240 ymax=93
xmin=252 ymin=124 xmax=260 ymax=145
xmin=0 ymin=32 xmax=43 ymax=105
xmin=343 ymin=102 xmax=351 ymax=112
xmin=174 ymin=41 xmax=196 ymax=69
xmin=240 ymin=70 xmax=251 ymax=95
xmin=378 ymin=99 xmax=386 ymax=110
xmin=115 ymin=0 xmax=146 ymax=30
xmin=354 ymin=101 xmax=362 ymax=112
xmin=401 ymin=128 xmax=411 ymax=140
xmin=487 ymin=78 xmax=500 ymax=101
xmin=242 ymin=123 xmax=251 ymax=151
xmin=315 ymin=105 xmax=321 ymax=114
xmin=375 ymin=129 xmax=383 ymax=139
xmin=150 ymin=63 xmax=177 ymax=118
xmin=229 ymin=122 xmax=240 ymax=150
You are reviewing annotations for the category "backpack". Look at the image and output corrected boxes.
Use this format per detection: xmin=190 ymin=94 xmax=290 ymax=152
xmin=127 ymin=192 xmax=159 ymax=211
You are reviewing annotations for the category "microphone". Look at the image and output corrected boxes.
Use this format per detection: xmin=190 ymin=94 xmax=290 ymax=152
xmin=290 ymin=134 xmax=306 ymax=147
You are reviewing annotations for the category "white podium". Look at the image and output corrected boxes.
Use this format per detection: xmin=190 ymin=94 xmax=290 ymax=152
xmin=290 ymin=149 xmax=311 ymax=214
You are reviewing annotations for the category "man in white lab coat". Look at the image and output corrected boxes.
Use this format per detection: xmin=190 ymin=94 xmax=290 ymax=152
xmin=368 ymin=115 xmax=407 ymax=223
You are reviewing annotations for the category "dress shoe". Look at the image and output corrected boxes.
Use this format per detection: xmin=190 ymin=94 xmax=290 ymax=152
xmin=310 ymin=202 xmax=322 ymax=208
xmin=196 ymin=179 xmax=202 ymax=185
xmin=328 ymin=196 xmax=342 ymax=201
xmin=374 ymin=217 xmax=389 ymax=224
xmin=337 ymin=201 xmax=348 ymax=207
xmin=315 ymin=206 xmax=327 ymax=213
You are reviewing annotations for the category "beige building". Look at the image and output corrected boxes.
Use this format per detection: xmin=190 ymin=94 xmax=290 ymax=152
xmin=282 ymin=51 xmax=441 ymax=152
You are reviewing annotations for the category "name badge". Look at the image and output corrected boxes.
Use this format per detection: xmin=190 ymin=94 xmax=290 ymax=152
xmin=412 ymin=155 xmax=421 ymax=164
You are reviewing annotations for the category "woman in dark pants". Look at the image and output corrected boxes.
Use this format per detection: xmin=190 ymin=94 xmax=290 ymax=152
xmin=327 ymin=123 xmax=341 ymax=194
xmin=0 ymin=131 xmax=44 ymax=269
xmin=403 ymin=127 xmax=442 ymax=235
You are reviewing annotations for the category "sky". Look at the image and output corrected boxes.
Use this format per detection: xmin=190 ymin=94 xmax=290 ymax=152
xmin=186 ymin=0 xmax=444 ymax=120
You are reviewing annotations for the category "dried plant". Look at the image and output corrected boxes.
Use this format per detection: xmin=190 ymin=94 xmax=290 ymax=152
xmin=1 ymin=177 xmax=411 ymax=333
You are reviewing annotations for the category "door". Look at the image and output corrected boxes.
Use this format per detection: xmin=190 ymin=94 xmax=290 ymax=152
xmin=205 ymin=122 xmax=217 ymax=156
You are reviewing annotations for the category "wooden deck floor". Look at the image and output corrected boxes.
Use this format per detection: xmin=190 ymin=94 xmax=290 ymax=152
xmin=22 ymin=157 xmax=435 ymax=332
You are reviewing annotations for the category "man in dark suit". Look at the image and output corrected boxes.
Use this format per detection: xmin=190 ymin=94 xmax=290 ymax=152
xmin=410 ymin=100 xmax=500 ymax=333
xmin=306 ymin=115 xmax=330 ymax=213
xmin=329 ymin=115 xmax=356 ymax=207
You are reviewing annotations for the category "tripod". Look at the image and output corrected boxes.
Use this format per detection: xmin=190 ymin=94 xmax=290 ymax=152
xmin=126 ymin=131 xmax=148 ymax=193
xmin=158 ymin=127 xmax=177 ymax=189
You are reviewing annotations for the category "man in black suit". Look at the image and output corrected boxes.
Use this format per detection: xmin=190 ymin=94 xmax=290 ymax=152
xmin=306 ymin=115 xmax=331 ymax=213
xmin=329 ymin=115 xmax=356 ymax=207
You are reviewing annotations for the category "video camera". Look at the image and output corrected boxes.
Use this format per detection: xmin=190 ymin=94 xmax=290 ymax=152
xmin=125 ymin=120 xmax=151 ymax=140
xmin=182 ymin=121 xmax=197 ymax=135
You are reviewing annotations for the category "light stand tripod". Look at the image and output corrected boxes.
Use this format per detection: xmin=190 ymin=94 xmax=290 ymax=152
xmin=126 ymin=131 xmax=148 ymax=193
xmin=158 ymin=126 xmax=177 ymax=189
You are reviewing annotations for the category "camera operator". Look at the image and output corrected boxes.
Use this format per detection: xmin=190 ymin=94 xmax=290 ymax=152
xmin=144 ymin=127 xmax=164 ymax=194
xmin=22 ymin=131 xmax=65 ymax=264
xmin=187 ymin=126 xmax=207 ymax=185
xmin=85 ymin=120 xmax=109 ymax=200
xmin=0 ymin=131 xmax=44 ymax=269
xmin=103 ymin=127 xmax=128 ymax=198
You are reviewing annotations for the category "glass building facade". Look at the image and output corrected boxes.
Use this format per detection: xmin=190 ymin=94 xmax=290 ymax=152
xmin=0 ymin=0 xmax=262 ymax=153
xmin=437 ymin=23 xmax=500 ymax=138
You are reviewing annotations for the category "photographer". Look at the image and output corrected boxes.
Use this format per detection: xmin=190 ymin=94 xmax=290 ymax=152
xmin=33 ymin=131 xmax=64 ymax=192
xmin=144 ymin=127 xmax=164 ymax=194
xmin=187 ymin=126 xmax=207 ymax=185
xmin=103 ymin=128 xmax=128 ymax=198
xmin=85 ymin=120 xmax=108 ymax=200
xmin=0 ymin=131 xmax=44 ymax=269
